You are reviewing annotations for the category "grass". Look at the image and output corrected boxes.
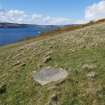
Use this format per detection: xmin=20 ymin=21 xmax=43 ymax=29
xmin=0 ymin=21 xmax=105 ymax=105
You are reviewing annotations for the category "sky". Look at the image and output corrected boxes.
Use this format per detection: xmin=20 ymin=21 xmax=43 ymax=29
xmin=0 ymin=0 xmax=104 ymax=25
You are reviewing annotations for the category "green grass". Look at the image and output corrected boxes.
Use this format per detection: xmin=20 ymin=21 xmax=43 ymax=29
xmin=0 ymin=22 xmax=105 ymax=105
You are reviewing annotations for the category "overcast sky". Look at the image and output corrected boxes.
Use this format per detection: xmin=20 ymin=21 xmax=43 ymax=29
xmin=0 ymin=0 xmax=105 ymax=25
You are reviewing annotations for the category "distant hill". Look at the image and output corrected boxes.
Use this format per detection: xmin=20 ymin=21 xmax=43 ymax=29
xmin=0 ymin=22 xmax=29 ymax=28
xmin=0 ymin=22 xmax=62 ymax=36
xmin=0 ymin=22 xmax=61 ymax=29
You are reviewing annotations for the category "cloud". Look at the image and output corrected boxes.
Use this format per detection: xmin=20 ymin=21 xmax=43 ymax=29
xmin=31 ymin=15 xmax=73 ymax=25
xmin=2 ymin=0 xmax=105 ymax=25
xmin=0 ymin=9 xmax=75 ymax=25
xmin=85 ymin=0 xmax=105 ymax=20
xmin=0 ymin=9 xmax=28 ymax=23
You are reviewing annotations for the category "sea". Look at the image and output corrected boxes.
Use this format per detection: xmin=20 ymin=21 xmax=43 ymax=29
xmin=0 ymin=26 xmax=52 ymax=46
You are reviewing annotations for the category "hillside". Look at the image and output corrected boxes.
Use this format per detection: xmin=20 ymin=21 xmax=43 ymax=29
xmin=0 ymin=21 xmax=105 ymax=105
xmin=0 ymin=22 xmax=60 ymax=34
xmin=0 ymin=23 xmax=29 ymax=28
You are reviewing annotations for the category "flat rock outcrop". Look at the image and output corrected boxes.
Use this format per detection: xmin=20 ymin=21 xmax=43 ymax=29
xmin=32 ymin=67 xmax=68 ymax=85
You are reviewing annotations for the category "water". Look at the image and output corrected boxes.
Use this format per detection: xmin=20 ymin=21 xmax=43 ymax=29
xmin=0 ymin=26 xmax=51 ymax=46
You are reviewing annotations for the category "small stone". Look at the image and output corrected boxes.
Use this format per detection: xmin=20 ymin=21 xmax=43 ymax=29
xmin=96 ymin=87 xmax=105 ymax=98
xmin=47 ymin=94 xmax=58 ymax=105
xmin=51 ymin=94 xmax=58 ymax=102
xmin=37 ymin=63 xmax=43 ymax=68
xmin=46 ymin=51 xmax=52 ymax=56
xmin=13 ymin=53 xmax=22 ymax=58
xmin=13 ymin=61 xmax=21 ymax=66
xmin=21 ymin=63 xmax=26 ymax=67
xmin=43 ymin=56 xmax=52 ymax=63
xmin=49 ymin=45 xmax=53 ymax=49
xmin=0 ymin=84 xmax=6 ymax=94
xmin=82 ymin=64 xmax=97 ymax=71
xmin=87 ymin=71 xmax=96 ymax=79
xmin=17 ymin=47 xmax=24 ymax=51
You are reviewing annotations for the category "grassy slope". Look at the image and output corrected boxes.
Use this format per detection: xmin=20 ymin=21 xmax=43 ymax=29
xmin=0 ymin=22 xmax=105 ymax=105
